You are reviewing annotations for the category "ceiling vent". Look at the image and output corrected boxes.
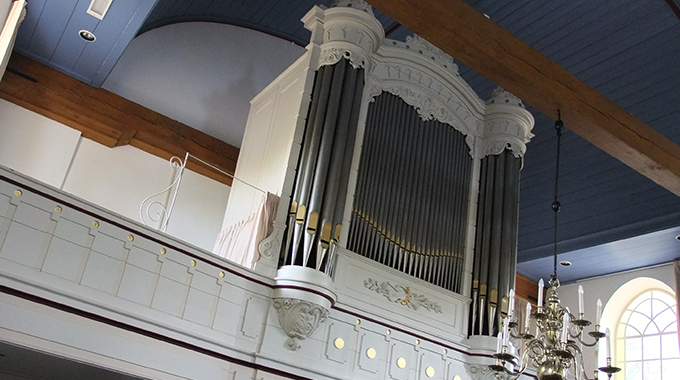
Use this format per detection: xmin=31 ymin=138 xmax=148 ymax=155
xmin=86 ymin=0 xmax=113 ymax=20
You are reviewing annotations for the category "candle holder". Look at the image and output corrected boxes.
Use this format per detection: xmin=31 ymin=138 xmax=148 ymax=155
xmin=597 ymin=357 xmax=621 ymax=380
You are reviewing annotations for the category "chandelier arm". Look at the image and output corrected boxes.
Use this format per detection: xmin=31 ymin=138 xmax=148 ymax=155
xmin=570 ymin=342 xmax=599 ymax=380
xmin=576 ymin=334 xmax=599 ymax=347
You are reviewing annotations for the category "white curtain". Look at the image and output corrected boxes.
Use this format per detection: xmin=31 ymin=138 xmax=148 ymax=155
xmin=0 ymin=0 xmax=26 ymax=81
xmin=213 ymin=192 xmax=279 ymax=268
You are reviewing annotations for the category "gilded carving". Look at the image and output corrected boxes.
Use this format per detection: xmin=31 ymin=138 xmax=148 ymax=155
xmin=364 ymin=278 xmax=443 ymax=314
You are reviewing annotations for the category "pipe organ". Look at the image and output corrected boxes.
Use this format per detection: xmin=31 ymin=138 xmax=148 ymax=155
xmin=228 ymin=0 xmax=534 ymax=342
xmin=347 ymin=92 xmax=472 ymax=293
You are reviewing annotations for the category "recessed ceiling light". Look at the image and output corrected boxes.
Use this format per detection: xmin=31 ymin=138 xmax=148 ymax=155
xmin=87 ymin=0 xmax=113 ymax=20
xmin=559 ymin=260 xmax=571 ymax=267
xmin=79 ymin=30 xmax=96 ymax=42
xmin=675 ymin=235 xmax=680 ymax=240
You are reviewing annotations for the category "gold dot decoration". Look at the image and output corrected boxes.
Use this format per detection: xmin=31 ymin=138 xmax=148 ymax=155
xmin=366 ymin=348 xmax=376 ymax=359
xmin=160 ymin=248 xmax=167 ymax=255
xmin=13 ymin=190 xmax=22 ymax=197
xmin=443 ymin=349 xmax=448 ymax=354
xmin=219 ymin=271 xmax=225 ymax=278
xmin=387 ymin=329 xmax=391 ymax=335
xmin=334 ymin=338 xmax=345 ymax=350
xmin=416 ymin=339 xmax=420 ymax=345
xmin=54 ymin=206 xmax=62 ymax=213
xmin=356 ymin=319 xmax=361 ymax=325
xmin=190 ymin=260 xmax=197 ymax=267
xmin=92 ymin=221 xmax=99 ymax=228
xmin=425 ymin=366 xmax=435 ymax=378
xmin=397 ymin=357 xmax=406 ymax=369
xmin=127 ymin=235 xmax=134 ymax=241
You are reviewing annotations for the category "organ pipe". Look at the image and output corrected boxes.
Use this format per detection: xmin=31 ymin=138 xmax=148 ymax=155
xmin=347 ymin=93 xmax=473 ymax=293
xmin=284 ymin=59 xmax=365 ymax=273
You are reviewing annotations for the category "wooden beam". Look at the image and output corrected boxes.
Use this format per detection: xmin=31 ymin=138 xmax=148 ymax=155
xmin=0 ymin=53 xmax=238 ymax=186
xmin=515 ymin=274 xmax=540 ymax=306
xmin=368 ymin=0 xmax=680 ymax=196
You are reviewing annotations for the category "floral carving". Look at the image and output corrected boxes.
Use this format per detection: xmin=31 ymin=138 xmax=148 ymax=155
xmin=465 ymin=363 xmax=498 ymax=380
xmin=404 ymin=34 xmax=458 ymax=74
xmin=319 ymin=47 xmax=369 ymax=69
xmin=273 ymin=298 xmax=329 ymax=350
xmin=364 ymin=278 xmax=443 ymax=314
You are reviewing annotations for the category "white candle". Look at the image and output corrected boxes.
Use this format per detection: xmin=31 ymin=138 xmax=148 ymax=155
xmin=538 ymin=278 xmax=544 ymax=308
xmin=561 ymin=312 xmax=570 ymax=343
xmin=524 ymin=302 xmax=532 ymax=332
xmin=605 ymin=328 xmax=611 ymax=358
xmin=503 ymin=318 xmax=510 ymax=347
xmin=596 ymin=298 xmax=602 ymax=326
xmin=497 ymin=332 xmax=503 ymax=353
xmin=509 ymin=289 xmax=516 ymax=319
xmin=578 ymin=285 xmax=584 ymax=316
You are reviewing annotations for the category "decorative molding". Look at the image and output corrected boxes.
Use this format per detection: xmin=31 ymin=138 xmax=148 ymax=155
xmin=364 ymin=278 xmax=443 ymax=314
xmin=272 ymin=297 xmax=329 ymax=351
xmin=482 ymin=87 xmax=535 ymax=158
xmin=259 ymin=221 xmax=286 ymax=260
xmin=374 ymin=83 xmax=476 ymax=155
xmin=319 ymin=47 xmax=369 ymax=70
xmin=482 ymin=137 xmax=526 ymax=159
xmin=486 ymin=87 xmax=525 ymax=109
xmin=464 ymin=363 xmax=499 ymax=380
xmin=330 ymin=0 xmax=374 ymax=15
xmin=403 ymin=34 xmax=458 ymax=75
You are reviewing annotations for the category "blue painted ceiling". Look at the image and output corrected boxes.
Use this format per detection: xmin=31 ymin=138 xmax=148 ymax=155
xmin=9 ymin=0 xmax=680 ymax=283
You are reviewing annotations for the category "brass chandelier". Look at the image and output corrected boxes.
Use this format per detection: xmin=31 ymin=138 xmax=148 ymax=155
xmin=489 ymin=113 xmax=621 ymax=380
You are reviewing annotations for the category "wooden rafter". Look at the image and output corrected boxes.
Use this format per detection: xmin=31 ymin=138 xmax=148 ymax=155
xmin=0 ymin=53 xmax=238 ymax=186
xmin=367 ymin=0 xmax=680 ymax=196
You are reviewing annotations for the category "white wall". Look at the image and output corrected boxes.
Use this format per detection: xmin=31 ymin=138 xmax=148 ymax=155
xmin=0 ymin=99 xmax=230 ymax=251
xmin=0 ymin=99 xmax=80 ymax=188
xmin=102 ymin=22 xmax=306 ymax=148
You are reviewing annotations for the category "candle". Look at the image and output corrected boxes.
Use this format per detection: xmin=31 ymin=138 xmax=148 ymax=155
xmin=538 ymin=278 xmax=544 ymax=308
xmin=509 ymin=289 xmax=516 ymax=319
xmin=497 ymin=332 xmax=503 ymax=353
xmin=605 ymin=328 xmax=611 ymax=358
xmin=503 ymin=317 xmax=510 ymax=347
xmin=525 ymin=302 xmax=532 ymax=332
xmin=561 ymin=312 xmax=570 ymax=343
xmin=578 ymin=285 xmax=584 ymax=316
xmin=596 ymin=298 xmax=602 ymax=326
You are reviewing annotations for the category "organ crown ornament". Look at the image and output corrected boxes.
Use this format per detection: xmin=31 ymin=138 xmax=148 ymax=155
xmin=331 ymin=0 xmax=374 ymax=15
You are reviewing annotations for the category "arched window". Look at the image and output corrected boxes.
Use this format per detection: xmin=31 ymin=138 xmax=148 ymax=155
xmin=616 ymin=289 xmax=679 ymax=380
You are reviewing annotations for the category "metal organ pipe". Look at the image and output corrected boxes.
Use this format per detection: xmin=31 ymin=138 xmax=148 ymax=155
xmin=284 ymin=59 xmax=365 ymax=274
xmin=347 ymin=93 xmax=472 ymax=293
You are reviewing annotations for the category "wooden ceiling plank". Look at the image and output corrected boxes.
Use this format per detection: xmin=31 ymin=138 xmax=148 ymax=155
xmin=0 ymin=53 xmax=237 ymax=186
xmin=367 ymin=0 xmax=680 ymax=196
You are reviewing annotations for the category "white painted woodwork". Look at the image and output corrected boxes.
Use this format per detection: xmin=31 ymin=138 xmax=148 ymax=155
xmin=0 ymin=101 xmax=230 ymax=251
xmin=0 ymin=165 xmax=531 ymax=380
xmin=0 ymin=99 xmax=81 ymax=188
xmin=221 ymin=53 xmax=315 ymax=236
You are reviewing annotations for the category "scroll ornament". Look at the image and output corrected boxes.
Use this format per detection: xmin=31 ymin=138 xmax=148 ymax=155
xmin=465 ymin=363 xmax=499 ymax=380
xmin=273 ymin=297 xmax=329 ymax=350
xmin=319 ymin=47 xmax=369 ymax=70
xmin=364 ymin=278 xmax=443 ymax=314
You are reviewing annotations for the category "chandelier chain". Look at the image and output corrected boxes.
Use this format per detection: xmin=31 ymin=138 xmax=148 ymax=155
xmin=553 ymin=111 xmax=563 ymax=279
